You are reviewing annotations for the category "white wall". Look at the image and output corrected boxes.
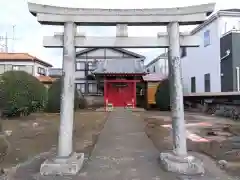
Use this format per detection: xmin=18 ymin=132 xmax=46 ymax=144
xmin=77 ymin=48 xmax=126 ymax=58
xmin=146 ymin=58 xmax=168 ymax=76
xmin=181 ymin=18 xmax=221 ymax=94
xmin=75 ymin=48 xmax=134 ymax=79
xmin=33 ymin=62 xmax=50 ymax=76
xmin=181 ymin=15 xmax=240 ymax=94
xmin=219 ymin=16 xmax=240 ymax=35
xmin=0 ymin=60 xmax=50 ymax=77
xmin=0 ymin=61 xmax=34 ymax=75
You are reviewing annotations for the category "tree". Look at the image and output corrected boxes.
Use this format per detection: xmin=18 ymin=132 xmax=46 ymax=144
xmin=155 ymin=79 xmax=170 ymax=111
xmin=0 ymin=71 xmax=47 ymax=117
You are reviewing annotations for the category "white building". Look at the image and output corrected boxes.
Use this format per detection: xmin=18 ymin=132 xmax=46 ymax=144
xmin=145 ymin=51 xmax=168 ymax=76
xmin=182 ymin=9 xmax=240 ymax=94
xmin=0 ymin=53 xmax=52 ymax=76
xmin=146 ymin=9 xmax=240 ymax=94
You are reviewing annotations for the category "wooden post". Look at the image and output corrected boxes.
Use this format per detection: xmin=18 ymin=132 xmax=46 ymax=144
xmin=104 ymin=78 xmax=107 ymax=111
xmin=133 ymin=81 xmax=136 ymax=108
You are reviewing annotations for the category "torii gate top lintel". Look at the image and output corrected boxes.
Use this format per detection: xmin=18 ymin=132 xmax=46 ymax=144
xmin=28 ymin=2 xmax=215 ymax=26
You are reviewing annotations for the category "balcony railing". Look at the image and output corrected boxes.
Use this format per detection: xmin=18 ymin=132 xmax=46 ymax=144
xmin=222 ymin=29 xmax=240 ymax=38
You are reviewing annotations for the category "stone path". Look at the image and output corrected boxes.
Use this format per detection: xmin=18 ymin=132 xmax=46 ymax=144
xmin=79 ymin=108 xmax=176 ymax=180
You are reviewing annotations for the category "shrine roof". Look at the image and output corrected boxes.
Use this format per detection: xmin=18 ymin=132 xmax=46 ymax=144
xmin=93 ymin=58 xmax=146 ymax=74
xmin=142 ymin=73 xmax=167 ymax=82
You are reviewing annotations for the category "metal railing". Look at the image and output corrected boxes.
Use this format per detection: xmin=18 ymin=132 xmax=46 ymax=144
xmin=221 ymin=29 xmax=240 ymax=38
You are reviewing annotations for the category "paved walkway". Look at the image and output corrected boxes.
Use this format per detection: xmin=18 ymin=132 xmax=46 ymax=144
xmin=79 ymin=108 xmax=175 ymax=180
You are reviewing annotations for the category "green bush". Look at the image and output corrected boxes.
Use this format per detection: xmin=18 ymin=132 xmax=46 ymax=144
xmin=45 ymin=78 xmax=86 ymax=113
xmin=0 ymin=71 xmax=47 ymax=117
xmin=155 ymin=79 xmax=170 ymax=111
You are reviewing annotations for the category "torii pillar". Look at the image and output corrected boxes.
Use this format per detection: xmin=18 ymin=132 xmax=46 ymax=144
xmin=159 ymin=22 xmax=205 ymax=174
xmin=40 ymin=22 xmax=84 ymax=175
xmin=27 ymin=2 xmax=215 ymax=176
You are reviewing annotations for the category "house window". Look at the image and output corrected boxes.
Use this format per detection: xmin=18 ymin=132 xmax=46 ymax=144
xmin=0 ymin=65 xmax=5 ymax=74
xmin=191 ymin=77 xmax=196 ymax=93
xmin=37 ymin=67 xmax=46 ymax=75
xmin=153 ymin=66 xmax=156 ymax=72
xmin=76 ymin=83 xmax=85 ymax=93
xmin=88 ymin=70 xmax=92 ymax=75
xmin=88 ymin=83 xmax=97 ymax=93
xmin=204 ymin=73 xmax=211 ymax=92
xmin=88 ymin=62 xmax=94 ymax=70
xmin=77 ymin=71 xmax=85 ymax=78
xmin=13 ymin=65 xmax=27 ymax=71
xmin=204 ymin=30 xmax=210 ymax=47
xmin=12 ymin=65 xmax=20 ymax=71
xmin=181 ymin=47 xmax=187 ymax=58
xmin=147 ymin=69 xmax=150 ymax=73
xmin=76 ymin=62 xmax=85 ymax=71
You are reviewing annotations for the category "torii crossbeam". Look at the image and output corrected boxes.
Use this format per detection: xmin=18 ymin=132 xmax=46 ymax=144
xmin=43 ymin=33 xmax=200 ymax=48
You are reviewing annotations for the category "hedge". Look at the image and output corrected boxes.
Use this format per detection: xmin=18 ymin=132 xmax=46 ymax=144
xmin=155 ymin=79 xmax=171 ymax=111
xmin=45 ymin=78 xmax=86 ymax=113
xmin=0 ymin=71 xmax=47 ymax=117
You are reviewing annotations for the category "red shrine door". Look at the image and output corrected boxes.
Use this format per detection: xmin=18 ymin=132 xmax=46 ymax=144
xmin=105 ymin=81 xmax=135 ymax=107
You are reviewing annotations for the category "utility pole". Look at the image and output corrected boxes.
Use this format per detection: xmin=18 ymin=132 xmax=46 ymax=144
xmin=0 ymin=32 xmax=9 ymax=53
xmin=5 ymin=32 xmax=8 ymax=52
xmin=0 ymin=25 xmax=18 ymax=53
xmin=12 ymin=25 xmax=15 ymax=52
xmin=0 ymin=35 xmax=5 ymax=52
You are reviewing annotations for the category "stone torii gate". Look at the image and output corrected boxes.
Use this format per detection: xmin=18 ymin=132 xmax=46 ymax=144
xmin=28 ymin=2 xmax=215 ymax=176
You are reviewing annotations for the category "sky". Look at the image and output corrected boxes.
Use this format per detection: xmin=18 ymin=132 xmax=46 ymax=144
xmin=0 ymin=0 xmax=240 ymax=68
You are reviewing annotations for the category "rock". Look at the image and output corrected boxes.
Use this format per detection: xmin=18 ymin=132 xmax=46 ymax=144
xmin=0 ymin=168 xmax=5 ymax=176
xmin=145 ymin=118 xmax=165 ymax=126
xmin=228 ymin=136 xmax=240 ymax=142
xmin=216 ymin=131 xmax=232 ymax=137
xmin=147 ymin=123 xmax=156 ymax=128
xmin=32 ymin=122 xmax=39 ymax=128
xmin=224 ymin=150 xmax=240 ymax=161
xmin=207 ymin=131 xmax=217 ymax=136
xmin=231 ymin=143 xmax=240 ymax=149
xmin=4 ymin=130 xmax=12 ymax=136
xmin=218 ymin=160 xmax=228 ymax=169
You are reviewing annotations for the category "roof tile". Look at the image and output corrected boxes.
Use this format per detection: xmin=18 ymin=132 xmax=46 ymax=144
xmin=0 ymin=53 xmax=53 ymax=67
xmin=37 ymin=75 xmax=54 ymax=83
xmin=93 ymin=58 xmax=145 ymax=74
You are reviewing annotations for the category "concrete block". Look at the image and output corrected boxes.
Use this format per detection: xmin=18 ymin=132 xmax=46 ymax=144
xmin=40 ymin=152 xmax=84 ymax=176
xmin=159 ymin=152 xmax=204 ymax=175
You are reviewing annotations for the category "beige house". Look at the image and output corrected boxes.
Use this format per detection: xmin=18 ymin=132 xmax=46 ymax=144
xmin=0 ymin=53 xmax=53 ymax=85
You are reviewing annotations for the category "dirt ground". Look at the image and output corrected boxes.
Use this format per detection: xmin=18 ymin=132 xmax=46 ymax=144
xmin=137 ymin=111 xmax=240 ymax=177
xmin=0 ymin=110 xmax=108 ymax=172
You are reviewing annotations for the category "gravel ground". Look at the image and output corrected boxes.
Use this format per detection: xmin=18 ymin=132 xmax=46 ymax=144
xmin=0 ymin=110 xmax=108 ymax=175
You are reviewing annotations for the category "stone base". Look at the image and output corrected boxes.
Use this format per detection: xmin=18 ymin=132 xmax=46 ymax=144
xmin=159 ymin=152 xmax=204 ymax=175
xmin=40 ymin=152 xmax=84 ymax=176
